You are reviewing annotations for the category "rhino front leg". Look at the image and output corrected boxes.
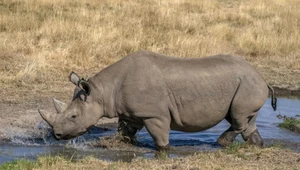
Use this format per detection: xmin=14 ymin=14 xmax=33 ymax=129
xmin=143 ymin=118 xmax=170 ymax=151
xmin=118 ymin=119 xmax=143 ymax=143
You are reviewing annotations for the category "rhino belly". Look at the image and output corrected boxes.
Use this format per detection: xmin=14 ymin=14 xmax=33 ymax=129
xmin=170 ymin=112 xmax=226 ymax=132
xmin=169 ymin=96 xmax=231 ymax=132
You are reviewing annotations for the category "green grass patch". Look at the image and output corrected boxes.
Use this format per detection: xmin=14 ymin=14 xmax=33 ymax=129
xmin=0 ymin=159 xmax=35 ymax=170
xmin=0 ymin=156 xmax=72 ymax=170
xmin=267 ymin=141 xmax=283 ymax=149
xmin=154 ymin=151 xmax=169 ymax=160
xmin=279 ymin=117 xmax=300 ymax=132
xmin=224 ymin=141 xmax=245 ymax=154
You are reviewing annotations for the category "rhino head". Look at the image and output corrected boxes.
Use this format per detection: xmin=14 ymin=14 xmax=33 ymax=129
xmin=38 ymin=72 xmax=104 ymax=140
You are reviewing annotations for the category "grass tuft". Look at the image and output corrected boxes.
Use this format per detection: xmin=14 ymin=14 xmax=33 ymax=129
xmin=279 ymin=117 xmax=300 ymax=132
xmin=224 ymin=141 xmax=246 ymax=154
xmin=0 ymin=159 xmax=35 ymax=170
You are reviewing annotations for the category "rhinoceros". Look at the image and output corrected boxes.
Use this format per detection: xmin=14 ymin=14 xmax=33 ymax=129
xmin=38 ymin=51 xmax=277 ymax=151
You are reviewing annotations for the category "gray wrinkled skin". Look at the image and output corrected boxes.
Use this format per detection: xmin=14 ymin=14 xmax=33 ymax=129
xmin=39 ymin=51 xmax=276 ymax=150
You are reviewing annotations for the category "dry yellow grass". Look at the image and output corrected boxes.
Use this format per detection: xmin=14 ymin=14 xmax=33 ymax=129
xmin=1 ymin=0 xmax=300 ymax=101
xmin=2 ymin=144 xmax=299 ymax=170
xmin=27 ymin=147 xmax=300 ymax=170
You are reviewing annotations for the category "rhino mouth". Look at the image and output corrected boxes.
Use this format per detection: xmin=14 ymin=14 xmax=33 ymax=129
xmin=54 ymin=131 xmax=87 ymax=140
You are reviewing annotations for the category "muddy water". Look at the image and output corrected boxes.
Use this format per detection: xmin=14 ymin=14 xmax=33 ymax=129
xmin=1 ymin=98 xmax=300 ymax=164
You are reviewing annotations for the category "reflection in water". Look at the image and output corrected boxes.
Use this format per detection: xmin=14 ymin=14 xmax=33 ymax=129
xmin=1 ymin=98 xmax=300 ymax=164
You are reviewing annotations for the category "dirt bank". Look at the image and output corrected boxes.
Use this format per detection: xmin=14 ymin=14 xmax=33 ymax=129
xmin=273 ymin=86 xmax=300 ymax=97
xmin=0 ymin=96 xmax=118 ymax=142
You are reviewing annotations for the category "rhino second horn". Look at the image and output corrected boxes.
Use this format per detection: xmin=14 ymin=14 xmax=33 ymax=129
xmin=53 ymin=98 xmax=66 ymax=114
xmin=38 ymin=109 xmax=55 ymax=127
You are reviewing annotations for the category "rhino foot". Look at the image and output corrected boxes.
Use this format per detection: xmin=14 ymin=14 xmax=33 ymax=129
xmin=118 ymin=119 xmax=143 ymax=143
xmin=217 ymin=127 xmax=238 ymax=146
xmin=243 ymin=129 xmax=264 ymax=147
xmin=156 ymin=143 xmax=170 ymax=152
xmin=154 ymin=144 xmax=170 ymax=158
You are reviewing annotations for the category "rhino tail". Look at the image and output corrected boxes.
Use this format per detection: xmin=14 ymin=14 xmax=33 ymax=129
xmin=267 ymin=84 xmax=277 ymax=111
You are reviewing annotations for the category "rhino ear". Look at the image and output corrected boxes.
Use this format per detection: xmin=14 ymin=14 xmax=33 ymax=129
xmin=38 ymin=109 xmax=55 ymax=127
xmin=53 ymin=98 xmax=66 ymax=114
xmin=79 ymin=81 xmax=91 ymax=96
xmin=69 ymin=71 xmax=80 ymax=85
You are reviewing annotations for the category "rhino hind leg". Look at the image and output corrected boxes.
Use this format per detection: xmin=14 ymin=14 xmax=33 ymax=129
xmin=226 ymin=111 xmax=263 ymax=147
xmin=241 ymin=113 xmax=264 ymax=147
xmin=242 ymin=129 xmax=263 ymax=146
xmin=217 ymin=126 xmax=238 ymax=146
xmin=217 ymin=116 xmax=238 ymax=146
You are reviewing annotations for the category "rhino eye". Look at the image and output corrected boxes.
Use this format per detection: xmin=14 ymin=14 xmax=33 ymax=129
xmin=71 ymin=115 xmax=77 ymax=119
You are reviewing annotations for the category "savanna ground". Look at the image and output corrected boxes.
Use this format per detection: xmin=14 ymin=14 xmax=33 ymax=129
xmin=1 ymin=0 xmax=300 ymax=169
xmin=1 ymin=146 xmax=300 ymax=170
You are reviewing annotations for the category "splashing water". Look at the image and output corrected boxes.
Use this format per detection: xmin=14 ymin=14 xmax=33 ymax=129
xmin=68 ymin=136 xmax=89 ymax=150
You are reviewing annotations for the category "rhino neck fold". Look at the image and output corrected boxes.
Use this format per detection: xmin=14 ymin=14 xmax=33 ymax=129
xmin=90 ymin=62 xmax=127 ymax=119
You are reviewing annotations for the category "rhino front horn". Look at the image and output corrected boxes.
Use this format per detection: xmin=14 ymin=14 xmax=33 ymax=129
xmin=38 ymin=109 xmax=55 ymax=127
xmin=53 ymin=98 xmax=66 ymax=114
